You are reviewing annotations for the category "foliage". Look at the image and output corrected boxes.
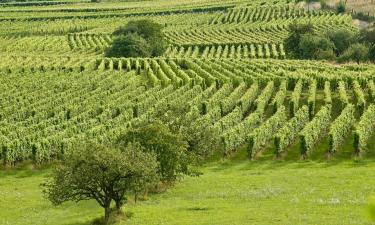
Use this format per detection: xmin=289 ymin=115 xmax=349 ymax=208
xmin=327 ymin=29 xmax=356 ymax=56
xmin=106 ymin=20 xmax=166 ymax=57
xmin=117 ymin=121 xmax=191 ymax=183
xmin=339 ymin=43 xmax=369 ymax=64
xmin=289 ymin=79 xmax=303 ymax=117
xmin=221 ymin=112 xmax=262 ymax=156
xmin=324 ymin=81 xmax=332 ymax=105
xmin=328 ymin=104 xmax=356 ymax=153
xmin=271 ymin=80 xmax=287 ymax=113
xmin=354 ymin=104 xmax=375 ymax=154
xmin=300 ymin=105 xmax=331 ymax=157
xmin=336 ymin=0 xmax=346 ymax=14
xmin=284 ymin=22 xmax=315 ymax=58
xmin=254 ymin=81 xmax=274 ymax=114
xmin=299 ymin=34 xmax=336 ymax=60
xmin=105 ymin=33 xmax=152 ymax=58
xmin=42 ymin=141 xmax=159 ymax=224
xmin=307 ymin=79 xmax=317 ymax=119
xmin=352 ymin=80 xmax=366 ymax=114
xmin=274 ymin=106 xmax=309 ymax=155
xmin=247 ymin=106 xmax=287 ymax=158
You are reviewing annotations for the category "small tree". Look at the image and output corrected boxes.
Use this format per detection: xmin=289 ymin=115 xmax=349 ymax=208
xmin=327 ymin=29 xmax=355 ymax=56
xmin=117 ymin=121 xmax=191 ymax=184
xmin=299 ymin=34 xmax=336 ymax=60
xmin=339 ymin=43 xmax=369 ymax=64
xmin=284 ymin=22 xmax=315 ymax=58
xmin=336 ymin=0 xmax=346 ymax=14
xmin=42 ymin=141 xmax=159 ymax=224
xmin=106 ymin=19 xmax=167 ymax=58
xmin=105 ymin=33 xmax=152 ymax=58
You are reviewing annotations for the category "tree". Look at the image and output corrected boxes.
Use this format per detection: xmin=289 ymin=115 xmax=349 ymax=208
xmin=359 ymin=26 xmax=375 ymax=62
xmin=336 ymin=0 xmax=346 ymax=13
xmin=117 ymin=121 xmax=191 ymax=183
xmin=299 ymin=34 xmax=336 ymax=60
xmin=284 ymin=22 xmax=315 ymax=58
xmin=151 ymin=103 xmax=219 ymax=162
xmin=339 ymin=43 xmax=369 ymax=64
xmin=105 ymin=33 xmax=152 ymax=58
xmin=327 ymin=29 xmax=356 ymax=56
xmin=369 ymin=45 xmax=375 ymax=62
xmin=107 ymin=19 xmax=167 ymax=57
xmin=42 ymin=141 xmax=158 ymax=224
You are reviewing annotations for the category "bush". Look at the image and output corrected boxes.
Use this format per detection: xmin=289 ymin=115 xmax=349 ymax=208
xmin=105 ymin=33 xmax=152 ymax=58
xmin=107 ymin=20 xmax=167 ymax=57
xmin=117 ymin=121 xmax=192 ymax=183
xmin=339 ymin=43 xmax=369 ymax=64
xmin=299 ymin=34 xmax=336 ymax=60
xmin=284 ymin=22 xmax=315 ymax=58
xmin=336 ymin=0 xmax=346 ymax=13
xmin=327 ymin=29 xmax=355 ymax=56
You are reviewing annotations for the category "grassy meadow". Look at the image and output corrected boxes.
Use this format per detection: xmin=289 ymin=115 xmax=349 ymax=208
xmin=2 ymin=138 xmax=375 ymax=225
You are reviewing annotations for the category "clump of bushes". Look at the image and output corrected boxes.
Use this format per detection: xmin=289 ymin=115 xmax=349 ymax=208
xmin=285 ymin=22 xmax=375 ymax=64
xmin=106 ymin=20 xmax=167 ymax=58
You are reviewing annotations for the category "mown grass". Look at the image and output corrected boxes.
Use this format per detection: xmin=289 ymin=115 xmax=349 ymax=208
xmin=1 ymin=136 xmax=375 ymax=225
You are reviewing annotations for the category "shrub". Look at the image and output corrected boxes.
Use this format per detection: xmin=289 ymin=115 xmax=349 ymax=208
xmin=339 ymin=43 xmax=369 ymax=64
xmin=336 ymin=0 xmax=346 ymax=14
xmin=327 ymin=29 xmax=355 ymax=56
xmin=105 ymin=33 xmax=152 ymax=58
xmin=109 ymin=20 xmax=167 ymax=57
xmin=284 ymin=22 xmax=315 ymax=58
xmin=299 ymin=34 xmax=336 ymax=60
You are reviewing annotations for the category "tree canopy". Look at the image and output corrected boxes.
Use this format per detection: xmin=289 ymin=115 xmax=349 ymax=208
xmin=106 ymin=20 xmax=167 ymax=58
xmin=117 ymin=121 xmax=191 ymax=183
xmin=42 ymin=141 xmax=159 ymax=224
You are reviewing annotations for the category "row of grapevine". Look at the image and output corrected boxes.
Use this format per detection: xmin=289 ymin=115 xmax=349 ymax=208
xmin=354 ymin=105 xmax=375 ymax=154
xmin=247 ymin=106 xmax=287 ymax=158
xmin=328 ymin=104 xmax=356 ymax=153
xmin=165 ymin=43 xmax=286 ymax=59
xmin=300 ymin=105 xmax=332 ymax=157
xmin=274 ymin=106 xmax=309 ymax=155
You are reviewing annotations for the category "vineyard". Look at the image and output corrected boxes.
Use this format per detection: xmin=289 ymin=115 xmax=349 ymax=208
xmin=0 ymin=0 xmax=373 ymax=164
xmin=1 ymin=0 xmax=375 ymax=224
xmin=1 ymin=57 xmax=375 ymax=164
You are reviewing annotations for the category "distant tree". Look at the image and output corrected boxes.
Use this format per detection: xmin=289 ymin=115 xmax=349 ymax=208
xmin=42 ymin=141 xmax=158 ymax=224
xmin=359 ymin=27 xmax=375 ymax=45
xmin=117 ymin=121 xmax=192 ymax=183
xmin=359 ymin=26 xmax=375 ymax=62
xmin=327 ymin=29 xmax=356 ymax=56
xmin=299 ymin=34 xmax=336 ymax=60
xmin=339 ymin=43 xmax=369 ymax=64
xmin=284 ymin=22 xmax=315 ymax=58
xmin=369 ymin=45 xmax=375 ymax=62
xmin=106 ymin=20 xmax=167 ymax=57
xmin=320 ymin=0 xmax=328 ymax=9
xmin=105 ymin=33 xmax=152 ymax=58
xmin=336 ymin=0 xmax=346 ymax=14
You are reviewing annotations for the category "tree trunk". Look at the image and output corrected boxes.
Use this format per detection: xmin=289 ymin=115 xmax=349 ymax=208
xmin=104 ymin=206 xmax=111 ymax=224
xmin=134 ymin=192 xmax=138 ymax=204
xmin=115 ymin=200 xmax=122 ymax=210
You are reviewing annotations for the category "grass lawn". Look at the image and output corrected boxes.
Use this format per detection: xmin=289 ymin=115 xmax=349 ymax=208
xmin=1 ymin=138 xmax=375 ymax=225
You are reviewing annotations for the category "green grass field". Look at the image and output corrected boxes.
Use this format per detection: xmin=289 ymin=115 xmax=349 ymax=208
xmin=2 ymin=140 xmax=375 ymax=225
